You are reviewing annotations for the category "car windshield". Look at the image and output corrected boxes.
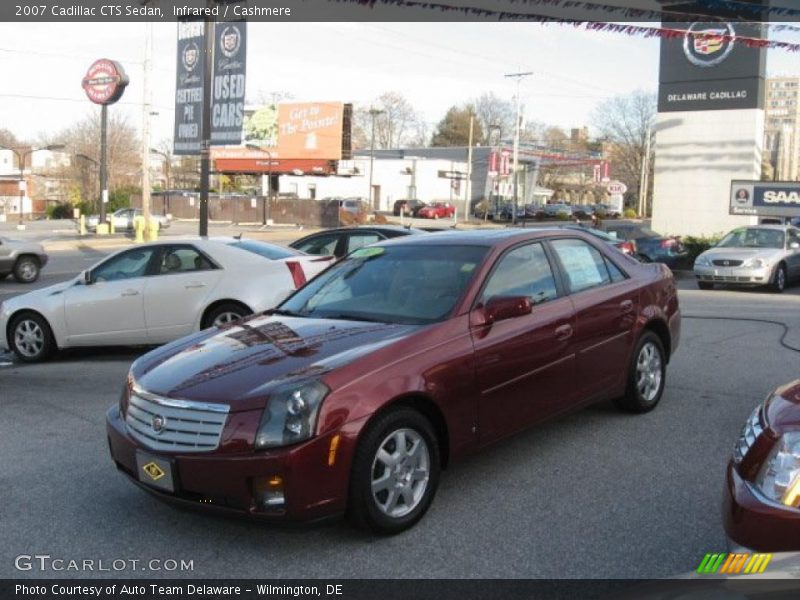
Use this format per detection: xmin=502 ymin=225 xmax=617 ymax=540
xmin=717 ymin=228 xmax=785 ymax=249
xmin=280 ymin=244 xmax=488 ymax=325
xmin=227 ymin=239 xmax=301 ymax=260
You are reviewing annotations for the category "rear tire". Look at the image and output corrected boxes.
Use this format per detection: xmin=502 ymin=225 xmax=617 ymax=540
xmin=636 ymin=254 xmax=652 ymax=263
xmin=13 ymin=256 xmax=40 ymax=283
xmin=697 ymin=281 xmax=714 ymax=290
xmin=770 ymin=264 xmax=787 ymax=294
xmin=348 ymin=408 xmax=440 ymax=534
xmin=614 ymin=331 xmax=666 ymax=414
xmin=9 ymin=312 xmax=54 ymax=362
xmin=201 ymin=302 xmax=252 ymax=329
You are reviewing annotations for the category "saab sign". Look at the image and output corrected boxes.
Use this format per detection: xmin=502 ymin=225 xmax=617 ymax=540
xmin=730 ymin=181 xmax=800 ymax=217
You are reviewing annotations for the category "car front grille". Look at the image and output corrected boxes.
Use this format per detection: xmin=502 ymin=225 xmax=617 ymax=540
xmin=125 ymin=387 xmax=230 ymax=453
xmin=734 ymin=405 xmax=763 ymax=464
xmin=712 ymin=259 xmax=743 ymax=267
xmin=697 ymin=275 xmax=763 ymax=282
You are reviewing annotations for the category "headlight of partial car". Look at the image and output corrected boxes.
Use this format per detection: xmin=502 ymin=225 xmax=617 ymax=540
xmin=255 ymin=380 xmax=329 ymax=449
xmin=694 ymin=254 xmax=711 ymax=267
xmin=742 ymin=257 xmax=767 ymax=269
xmin=755 ymin=431 xmax=800 ymax=508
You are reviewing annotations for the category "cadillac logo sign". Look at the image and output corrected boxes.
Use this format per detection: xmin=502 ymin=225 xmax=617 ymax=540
xmin=219 ymin=25 xmax=242 ymax=59
xmin=683 ymin=23 xmax=736 ymax=68
xmin=181 ymin=42 xmax=200 ymax=72
xmin=81 ymin=59 xmax=129 ymax=105
xmin=151 ymin=415 xmax=167 ymax=434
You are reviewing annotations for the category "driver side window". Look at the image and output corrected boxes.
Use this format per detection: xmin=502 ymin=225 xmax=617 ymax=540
xmin=481 ymin=243 xmax=558 ymax=305
xmin=92 ymin=248 xmax=156 ymax=282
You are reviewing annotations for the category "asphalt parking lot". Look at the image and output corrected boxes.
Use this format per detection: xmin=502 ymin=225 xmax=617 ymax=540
xmin=1 ymin=245 xmax=799 ymax=579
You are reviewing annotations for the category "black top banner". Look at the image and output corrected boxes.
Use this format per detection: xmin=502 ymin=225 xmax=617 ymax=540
xmin=173 ymin=22 xmax=206 ymax=155
xmin=2 ymin=0 xmax=798 ymax=23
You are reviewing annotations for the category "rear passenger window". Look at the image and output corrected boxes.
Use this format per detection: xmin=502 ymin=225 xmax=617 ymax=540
xmin=605 ymin=258 xmax=626 ymax=283
xmin=481 ymin=243 xmax=558 ymax=305
xmin=551 ymin=239 xmax=612 ymax=293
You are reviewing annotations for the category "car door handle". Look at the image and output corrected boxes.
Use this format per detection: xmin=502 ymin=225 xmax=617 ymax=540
xmin=185 ymin=282 xmax=206 ymax=289
xmin=121 ymin=289 xmax=140 ymax=297
xmin=554 ymin=324 xmax=573 ymax=341
xmin=620 ymin=300 xmax=634 ymax=314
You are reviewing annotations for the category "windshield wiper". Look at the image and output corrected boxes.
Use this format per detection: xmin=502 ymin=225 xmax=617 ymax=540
xmin=321 ymin=313 xmax=388 ymax=324
xmin=268 ymin=308 xmax=307 ymax=318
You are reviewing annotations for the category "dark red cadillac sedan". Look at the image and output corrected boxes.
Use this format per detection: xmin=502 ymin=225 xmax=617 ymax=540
xmin=724 ymin=380 xmax=800 ymax=551
xmin=106 ymin=229 xmax=680 ymax=533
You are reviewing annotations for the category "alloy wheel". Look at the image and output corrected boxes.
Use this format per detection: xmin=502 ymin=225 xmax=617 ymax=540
xmin=213 ymin=311 xmax=242 ymax=327
xmin=370 ymin=428 xmax=430 ymax=518
xmin=635 ymin=341 xmax=662 ymax=403
xmin=14 ymin=319 xmax=45 ymax=358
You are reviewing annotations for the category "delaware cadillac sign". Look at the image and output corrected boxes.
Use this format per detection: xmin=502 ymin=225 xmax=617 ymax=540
xmin=81 ymin=59 xmax=128 ymax=105
xmin=730 ymin=181 xmax=800 ymax=218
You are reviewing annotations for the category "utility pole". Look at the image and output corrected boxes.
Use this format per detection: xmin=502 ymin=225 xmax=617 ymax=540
xmin=465 ymin=112 xmax=474 ymax=223
xmin=141 ymin=19 xmax=153 ymax=238
xmin=368 ymin=108 xmax=384 ymax=211
xmin=505 ymin=71 xmax=532 ymax=226
xmin=638 ymin=123 xmax=652 ymax=217
xmin=199 ymin=8 xmax=215 ymax=237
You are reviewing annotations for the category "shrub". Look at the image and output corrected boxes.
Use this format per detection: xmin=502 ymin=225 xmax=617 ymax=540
xmin=623 ymin=208 xmax=637 ymax=219
xmin=47 ymin=203 xmax=74 ymax=220
xmin=682 ymin=234 xmax=722 ymax=263
xmin=373 ymin=213 xmax=388 ymax=225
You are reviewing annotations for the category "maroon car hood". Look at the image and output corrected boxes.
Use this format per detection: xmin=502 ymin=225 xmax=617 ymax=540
xmin=131 ymin=315 xmax=418 ymax=411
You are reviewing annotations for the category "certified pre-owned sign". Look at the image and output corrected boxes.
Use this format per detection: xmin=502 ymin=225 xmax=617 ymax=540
xmin=730 ymin=180 xmax=800 ymax=218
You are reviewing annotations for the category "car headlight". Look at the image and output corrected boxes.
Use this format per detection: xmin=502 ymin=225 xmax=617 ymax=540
xmin=255 ymin=380 xmax=329 ymax=449
xmin=755 ymin=431 xmax=800 ymax=508
xmin=742 ymin=257 xmax=767 ymax=269
xmin=733 ymin=405 xmax=763 ymax=464
xmin=694 ymin=255 xmax=711 ymax=267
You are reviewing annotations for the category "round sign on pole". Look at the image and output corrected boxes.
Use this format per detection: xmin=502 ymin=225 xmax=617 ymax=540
xmin=606 ymin=180 xmax=628 ymax=195
xmin=82 ymin=59 xmax=129 ymax=105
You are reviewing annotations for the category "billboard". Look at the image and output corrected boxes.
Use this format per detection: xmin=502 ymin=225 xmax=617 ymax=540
xmin=238 ymin=102 xmax=352 ymax=160
xmin=729 ymin=180 xmax=800 ymax=218
xmin=658 ymin=22 xmax=766 ymax=112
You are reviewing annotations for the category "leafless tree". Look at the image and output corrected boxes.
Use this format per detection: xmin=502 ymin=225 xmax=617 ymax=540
xmin=353 ymin=92 xmax=422 ymax=150
xmin=471 ymin=92 xmax=515 ymax=144
xmin=591 ymin=90 xmax=656 ymax=211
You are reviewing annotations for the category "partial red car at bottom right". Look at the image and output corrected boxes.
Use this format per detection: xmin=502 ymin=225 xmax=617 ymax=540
xmin=724 ymin=379 xmax=800 ymax=551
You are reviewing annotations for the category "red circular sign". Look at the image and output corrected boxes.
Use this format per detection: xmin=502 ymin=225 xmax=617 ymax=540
xmin=82 ymin=59 xmax=129 ymax=105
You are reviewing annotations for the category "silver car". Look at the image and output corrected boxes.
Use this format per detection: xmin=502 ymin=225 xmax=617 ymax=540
xmin=86 ymin=208 xmax=171 ymax=232
xmin=694 ymin=225 xmax=800 ymax=293
xmin=0 ymin=236 xmax=48 ymax=283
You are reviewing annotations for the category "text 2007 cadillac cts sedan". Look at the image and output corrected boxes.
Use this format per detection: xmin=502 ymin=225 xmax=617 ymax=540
xmin=106 ymin=229 xmax=681 ymax=533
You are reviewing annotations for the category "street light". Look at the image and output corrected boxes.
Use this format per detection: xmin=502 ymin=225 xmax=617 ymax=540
xmin=150 ymin=148 xmax=171 ymax=216
xmin=0 ymin=143 xmax=65 ymax=228
xmin=505 ymin=70 xmax=532 ymax=226
xmin=246 ymin=144 xmax=274 ymax=226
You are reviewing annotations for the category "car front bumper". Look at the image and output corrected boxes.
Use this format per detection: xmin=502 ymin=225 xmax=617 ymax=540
xmin=694 ymin=264 xmax=772 ymax=286
xmin=106 ymin=406 xmax=353 ymax=522
xmin=0 ymin=301 xmax=11 ymax=351
xmin=723 ymin=460 xmax=800 ymax=552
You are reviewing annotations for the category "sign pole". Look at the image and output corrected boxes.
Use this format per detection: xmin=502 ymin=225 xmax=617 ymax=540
xmin=199 ymin=16 xmax=214 ymax=237
xmin=100 ymin=104 xmax=108 ymax=225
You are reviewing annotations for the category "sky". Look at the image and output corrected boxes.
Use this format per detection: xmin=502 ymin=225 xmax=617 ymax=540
xmin=0 ymin=21 xmax=799 ymax=146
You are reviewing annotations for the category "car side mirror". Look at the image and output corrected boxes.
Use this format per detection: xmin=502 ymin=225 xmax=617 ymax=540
xmin=83 ymin=270 xmax=93 ymax=285
xmin=474 ymin=296 xmax=532 ymax=326
xmin=790 ymin=242 xmax=800 ymax=250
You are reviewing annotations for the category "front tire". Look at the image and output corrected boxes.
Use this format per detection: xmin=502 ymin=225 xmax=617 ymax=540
xmin=770 ymin=264 xmax=787 ymax=293
xmin=614 ymin=331 xmax=666 ymax=414
xmin=348 ymin=408 xmax=440 ymax=534
xmin=697 ymin=281 xmax=714 ymax=290
xmin=9 ymin=312 xmax=54 ymax=362
xmin=13 ymin=256 xmax=40 ymax=283
xmin=201 ymin=302 xmax=252 ymax=329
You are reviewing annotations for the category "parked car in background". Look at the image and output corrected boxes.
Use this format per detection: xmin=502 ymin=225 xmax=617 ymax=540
xmin=544 ymin=203 xmax=574 ymax=219
xmin=561 ymin=225 xmax=636 ymax=256
xmin=723 ymin=379 xmax=800 ymax=551
xmin=0 ymin=238 xmax=334 ymax=362
xmin=417 ymin=202 xmax=455 ymax=219
xmin=289 ymin=225 xmax=425 ymax=259
xmin=393 ymin=199 xmax=427 ymax=217
xmin=0 ymin=236 xmax=48 ymax=283
xmin=601 ymin=223 xmax=687 ymax=267
xmin=339 ymin=198 xmax=369 ymax=216
xmin=86 ymin=208 xmax=171 ymax=232
xmin=106 ymin=228 xmax=680 ymax=533
xmin=572 ymin=205 xmax=595 ymax=219
xmin=594 ymin=203 xmax=621 ymax=219
xmin=693 ymin=225 xmax=800 ymax=292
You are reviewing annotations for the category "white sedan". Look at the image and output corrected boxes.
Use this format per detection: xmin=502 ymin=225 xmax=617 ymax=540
xmin=0 ymin=237 xmax=333 ymax=362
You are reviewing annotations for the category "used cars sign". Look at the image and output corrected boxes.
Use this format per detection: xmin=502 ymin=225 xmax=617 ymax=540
xmin=730 ymin=181 xmax=800 ymax=218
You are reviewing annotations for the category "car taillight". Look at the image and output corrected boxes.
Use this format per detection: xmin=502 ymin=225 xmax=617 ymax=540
xmin=619 ymin=241 xmax=635 ymax=255
xmin=286 ymin=261 xmax=307 ymax=288
xmin=660 ymin=239 xmax=677 ymax=248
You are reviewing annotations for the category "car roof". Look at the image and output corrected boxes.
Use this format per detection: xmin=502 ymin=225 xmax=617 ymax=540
xmin=731 ymin=224 xmax=794 ymax=231
xmin=372 ymin=227 xmax=591 ymax=248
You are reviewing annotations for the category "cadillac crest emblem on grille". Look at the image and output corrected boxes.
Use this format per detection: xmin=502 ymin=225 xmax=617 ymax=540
xmin=151 ymin=415 xmax=167 ymax=434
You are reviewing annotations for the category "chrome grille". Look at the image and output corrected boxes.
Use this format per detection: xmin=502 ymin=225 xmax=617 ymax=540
xmin=733 ymin=405 xmax=763 ymax=464
xmin=125 ymin=386 xmax=229 ymax=453
xmin=712 ymin=259 xmax=743 ymax=267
